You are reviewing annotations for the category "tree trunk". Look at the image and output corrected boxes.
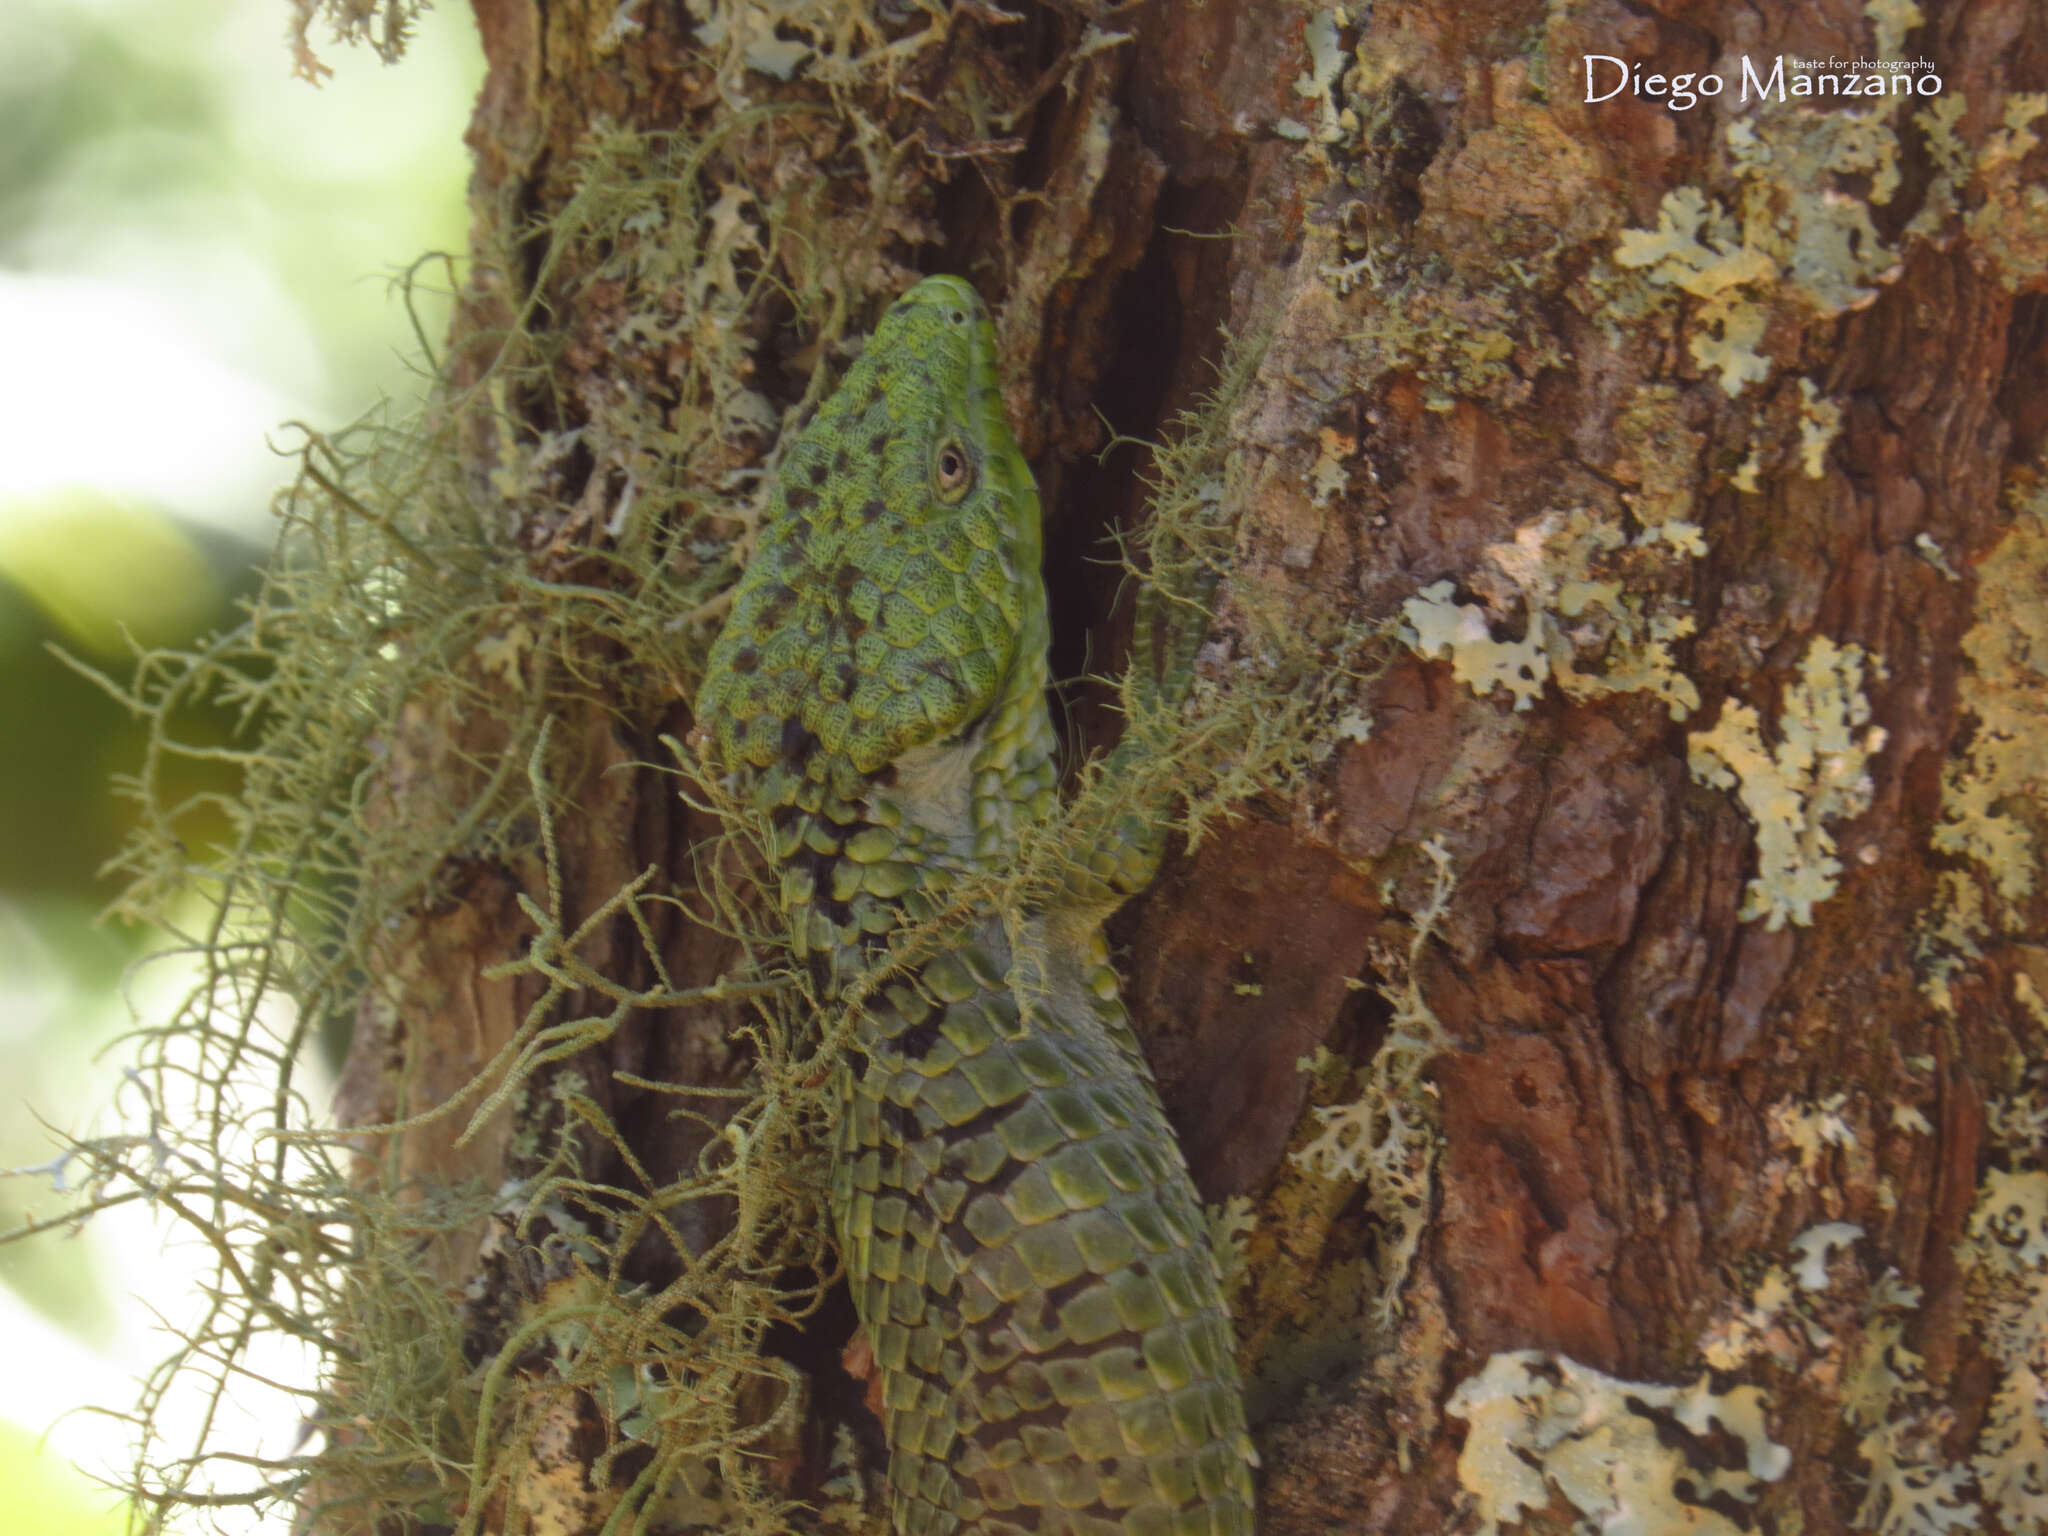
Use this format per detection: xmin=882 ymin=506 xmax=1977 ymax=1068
xmin=215 ymin=1 xmax=2048 ymax=1533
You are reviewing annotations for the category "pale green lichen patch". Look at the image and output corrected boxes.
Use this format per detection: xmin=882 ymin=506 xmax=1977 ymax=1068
xmin=1948 ymin=1099 xmax=2048 ymax=1536
xmin=1615 ymin=186 xmax=1780 ymax=301
xmin=1932 ymin=485 xmax=2048 ymax=909
xmin=1799 ymin=379 xmax=1845 ymax=478
xmin=1699 ymin=1243 xmax=1831 ymax=1374
xmin=1791 ymin=1220 xmax=1866 ymax=1290
xmin=1918 ymin=473 xmax=2048 ymax=1008
xmin=1964 ymin=95 xmax=2048 ymax=292
xmin=1613 ymin=386 xmax=1710 ymax=546
xmin=1613 ymin=186 xmax=1776 ymax=396
xmin=1403 ymin=508 xmax=1701 ymax=719
xmin=1206 ymin=1194 xmax=1259 ymax=1310
xmin=1336 ymin=268 xmax=1551 ymax=411
xmin=1306 ymin=39 xmax=1587 ymax=410
xmin=1892 ymin=85 xmax=2043 ymax=287
xmin=1971 ymin=1168 xmax=2048 ymax=1269
xmin=1797 ymin=1009 xmax=2048 ymax=1536
xmin=1848 ymin=1273 xmax=1979 ymax=1536
xmin=1892 ymin=1104 xmax=1934 ymax=1135
xmin=1905 ymin=95 xmax=1973 ymax=244
xmin=1727 ymin=111 xmax=1901 ymax=311
xmin=1446 ymin=1351 xmax=1790 ymax=1536
xmin=1403 ymin=580 xmax=1544 ymax=710
xmin=1688 ymin=637 xmax=1887 ymax=931
xmin=1699 ymin=1221 xmax=1886 ymax=1374
xmin=1689 ymin=1217 xmax=1975 ymax=1536
xmin=1614 ymin=108 xmax=1906 ymax=397
xmin=1291 ymin=836 xmax=1455 ymax=1322
xmin=2018 ymin=970 xmax=2048 ymax=1032
xmin=1916 ymin=868 xmax=1990 ymax=1014
xmin=1286 ymin=7 xmax=1350 ymax=145
xmin=1309 ymin=425 xmax=1355 ymax=508
xmin=1914 ymin=532 xmax=1963 ymax=581
xmin=1865 ymin=0 xmax=1925 ymax=60
xmin=1768 ymin=1090 xmax=1859 ymax=1192
xmin=1732 ymin=446 xmax=1765 ymax=494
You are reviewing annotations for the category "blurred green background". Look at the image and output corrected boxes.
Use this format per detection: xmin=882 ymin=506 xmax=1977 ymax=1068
xmin=0 ymin=0 xmax=481 ymax=1526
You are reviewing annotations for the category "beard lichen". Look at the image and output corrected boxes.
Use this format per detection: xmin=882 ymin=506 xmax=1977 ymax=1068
xmin=0 ymin=73 xmax=950 ymax=1531
xmin=0 ymin=55 xmax=1387 ymax=1535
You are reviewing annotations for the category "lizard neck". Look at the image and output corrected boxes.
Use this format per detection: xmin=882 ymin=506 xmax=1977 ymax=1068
xmin=868 ymin=594 xmax=1057 ymax=865
xmin=756 ymin=590 xmax=1056 ymax=970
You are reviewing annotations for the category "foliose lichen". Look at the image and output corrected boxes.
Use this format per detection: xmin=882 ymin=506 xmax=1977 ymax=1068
xmin=1445 ymin=1351 xmax=1790 ymax=1536
xmin=1402 ymin=508 xmax=1701 ymax=720
xmin=1687 ymin=636 xmax=1887 ymax=932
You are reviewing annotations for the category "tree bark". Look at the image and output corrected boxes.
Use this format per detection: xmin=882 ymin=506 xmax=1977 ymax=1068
xmin=313 ymin=1 xmax=2048 ymax=1533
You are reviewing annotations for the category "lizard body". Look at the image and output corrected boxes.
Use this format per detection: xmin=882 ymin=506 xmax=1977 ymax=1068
xmin=697 ymin=275 xmax=1255 ymax=1536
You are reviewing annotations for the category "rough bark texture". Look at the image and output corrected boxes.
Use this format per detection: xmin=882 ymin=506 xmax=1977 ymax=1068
xmin=329 ymin=0 xmax=2048 ymax=1533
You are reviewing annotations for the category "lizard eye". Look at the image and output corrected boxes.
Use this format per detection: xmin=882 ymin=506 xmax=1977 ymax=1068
xmin=933 ymin=438 xmax=974 ymax=502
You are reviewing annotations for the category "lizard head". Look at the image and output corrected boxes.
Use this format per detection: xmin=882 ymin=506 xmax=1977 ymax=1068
xmin=697 ymin=275 xmax=1045 ymax=805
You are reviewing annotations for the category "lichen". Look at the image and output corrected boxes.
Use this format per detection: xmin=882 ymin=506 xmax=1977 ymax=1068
xmin=1916 ymin=475 xmax=2048 ymax=1010
xmin=1972 ymin=1169 xmax=2048 ymax=1269
xmin=1614 ymin=185 xmax=1777 ymax=397
xmin=1207 ymin=1194 xmax=1259 ymax=1311
xmin=3 ymin=77 xmax=1357 ymax=1518
xmin=1964 ymin=95 xmax=2048 ymax=293
xmin=1340 ymin=265 xmax=1550 ymax=411
xmin=1613 ymin=385 xmax=1710 ymax=544
xmin=680 ymin=0 xmax=946 ymax=98
xmin=1688 ymin=1207 xmax=1982 ymax=1536
xmin=1688 ymin=636 xmax=1887 ymax=931
xmin=2018 ymin=971 xmax=2048 ymax=1033
xmin=1799 ymin=379 xmax=1845 ymax=479
xmin=1402 ymin=507 xmax=1700 ymax=719
xmin=1838 ymin=1039 xmax=2048 ymax=1536
xmin=1892 ymin=1104 xmax=1934 ymax=1136
xmin=1903 ymin=1090 xmax=2048 ymax=1536
xmin=1900 ymin=84 xmax=2048 ymax=288
xmin=1849 ymin=1273 xmax=1979 ymax=1536
xmin=1916 ymin=869 xmax=1989 ymax=1014
xmin=1792 ymin=1221 xmax=1867 ymax=1291
xmin=1726 ymin=111 xmax=1901 ymax=312
xmin=1614 ymin=107 xmax=1906 ymax=398
xmin=287 ymin=0 xmax=430 ymax=78
xmin=1701 ymin=1222 xmax=1876 ymax=1377
xmin=1305 ymin=40 xmax=1590 ymax=404
xmin=1445 ymin=1351 xmax=1790 ymax=1536
xmin=1905 ymin=95 xmax=1973 ymax=244
xmin=1935 ymin=475 xmax=2048 ymax=909
xmin=1287 ymin=7 xmax=1350 ymax=146
xmin=1914 ymin=532 xmax=1963 ymax=582
xmin=1309 ymin=424 xmax=1356 ymax=508
xmin=1767 ymin=1090 xmax=1861 ymax=1194
xmin=1291 ymin=836 xmax=1455 ymax=1322
xmin=1865 ymin=0 xmax=1925 ymax=60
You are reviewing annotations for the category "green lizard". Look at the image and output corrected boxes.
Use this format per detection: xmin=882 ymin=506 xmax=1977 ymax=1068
xmin=697 ymin=275 xmax=1255 ymax=1536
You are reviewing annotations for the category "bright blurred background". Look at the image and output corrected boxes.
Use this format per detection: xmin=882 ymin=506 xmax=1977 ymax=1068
xmin=0 ymin=0 xmax=481 ymax=1526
